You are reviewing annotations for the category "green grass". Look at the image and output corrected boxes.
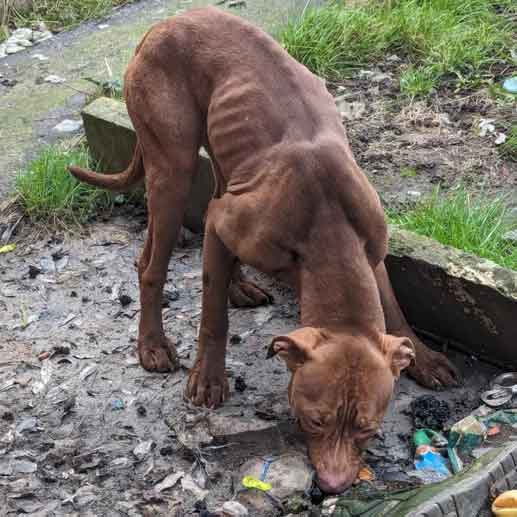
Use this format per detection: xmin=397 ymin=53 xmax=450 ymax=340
xmin=280 ymin=0 xmax=515 ymax=97
xmin=16 ymin=144 xmax=114 ymax=224
xmin=500 ymin=126 xmax=517 ymax=162
xmin=390 ymin=188 xmax=517 ymax=271
xmin=1 ymin=0 xmax=132 ymax=41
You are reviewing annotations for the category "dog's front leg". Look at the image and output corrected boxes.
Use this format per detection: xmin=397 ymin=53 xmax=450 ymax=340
xmin=185 ymin=203 xmax=232 ymax=408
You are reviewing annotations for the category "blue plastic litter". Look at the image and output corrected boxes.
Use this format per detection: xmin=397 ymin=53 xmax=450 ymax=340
xmin=502 ymin=77 xmax=517 ymax=94
xmin=415 ymin=449 xmax=451 ymax=478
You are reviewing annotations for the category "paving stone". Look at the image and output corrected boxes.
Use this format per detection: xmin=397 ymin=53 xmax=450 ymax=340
xmin=437 ymin=498 xmax=456 ymax=516
xmin=81 ymin=97 xmax=215 ymax=233
xmin=501 ymin=453 xmax=516 ymax=474
xmin=505 ymin=469 xmax=517 ymax=489
xmin=388 ymin=227 xmax=517 ymax=369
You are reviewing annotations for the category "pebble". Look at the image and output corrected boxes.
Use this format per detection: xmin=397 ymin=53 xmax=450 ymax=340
xmin=44 ymin=74 xmax=66 ymax=84
xmin=0 ymin=25 xmax=53 ymax=58
xmin=221 ymin=501 xmax=249 ymax=516
xmin=503 ymin=230 xmax=517 ymax=244
xmin=53 ymin=119 xmax=83 ymax=133
xmin=133 ymin=440 xmax=154 ymax=460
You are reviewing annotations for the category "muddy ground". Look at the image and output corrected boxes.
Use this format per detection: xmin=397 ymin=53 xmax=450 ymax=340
xmin=1 ymin=1 xmax=516 ymax=515
xmin=329 ymin=63 xmax=516 ymax=208
xmin=0 ymin=206 xmax=503 ymax=516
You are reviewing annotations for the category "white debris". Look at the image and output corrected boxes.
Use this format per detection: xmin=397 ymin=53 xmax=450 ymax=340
xmin=44 ymin=74 xmax=66 ymax=84
xmin=154 ymin=471 xmax=184 ymax=492
xmin=479 ymin=118 xmax=496 ymax=137
xmin=495 ymin=133 xmax=507 ymax=145
xmin=181 ymin=473 xmax=209 ymax=500
xmin=32 ymin=53 xmax=49 ymax=61
xmin=98 ymin=24 xmax=110 ymax=29
xmin=53 ymin=119 xmax=83 ymax=133
xmin=133 ymin=440 xmax=154 ymax=460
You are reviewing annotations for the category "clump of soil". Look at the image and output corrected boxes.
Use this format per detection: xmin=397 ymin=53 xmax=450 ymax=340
xmin=411 ymin=395 xmax=451 ymax=430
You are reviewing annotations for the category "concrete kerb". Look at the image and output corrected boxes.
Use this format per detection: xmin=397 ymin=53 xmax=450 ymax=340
xmin=80 ymin=96 xmax=517 ymax=367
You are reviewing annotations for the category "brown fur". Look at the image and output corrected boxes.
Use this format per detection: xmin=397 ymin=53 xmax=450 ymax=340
xmin=70 ymin=7 xmax=458 ymax=492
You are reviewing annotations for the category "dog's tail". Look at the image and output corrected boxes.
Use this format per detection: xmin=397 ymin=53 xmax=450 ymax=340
xmin=69 ymin=143 xmax=144 ymax=192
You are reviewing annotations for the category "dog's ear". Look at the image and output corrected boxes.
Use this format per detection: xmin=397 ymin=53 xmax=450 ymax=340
xmin=267 ymin=327 xmax=325 ymax=371
xmin=381 ymin=335 xmax=416 ymax=379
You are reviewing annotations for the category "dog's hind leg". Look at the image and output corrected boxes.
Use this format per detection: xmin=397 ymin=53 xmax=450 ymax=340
xmin=131 ymin=90 xmax=202 ymax=372
xmin=228 ymin=262 xmax=273 ymax=307
xmin=374 ymin=261 xmax=459 ymax=389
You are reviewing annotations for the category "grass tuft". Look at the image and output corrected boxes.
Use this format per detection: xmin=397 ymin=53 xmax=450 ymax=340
xmin=390 ymin=188 xmax=517 ymax=271
xmin=280 ymin=0 xmax=515 ymax=96
xmin=16 ymin=144 xmax=113 ymax=225
xmin=1 ymin=0 xmax=132 ymax=41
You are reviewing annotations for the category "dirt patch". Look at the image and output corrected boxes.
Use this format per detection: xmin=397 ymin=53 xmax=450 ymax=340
xmin=329 ymin=61 xmax=517 ymax=208
xmin=0 ymin=207 xmax=503 ymax=516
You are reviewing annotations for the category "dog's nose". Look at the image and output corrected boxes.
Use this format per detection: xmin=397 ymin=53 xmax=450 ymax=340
xmin=317 ymin=471 xmax=355 ymax=494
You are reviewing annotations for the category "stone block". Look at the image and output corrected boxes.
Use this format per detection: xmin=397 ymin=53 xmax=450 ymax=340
xmin=387 ymin=227 xmax=517 ymax=368
xmin=421 ymin=503 xmax=444 ymax=517
xmin=505 ymin=469 xmax=517 ymax=489
xmin=80 ymin=97 xmax=215 ymax=233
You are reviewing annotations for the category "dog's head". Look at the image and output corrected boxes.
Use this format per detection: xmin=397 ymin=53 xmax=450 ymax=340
xmin=267 ymin=327 xmax=414 ymax=493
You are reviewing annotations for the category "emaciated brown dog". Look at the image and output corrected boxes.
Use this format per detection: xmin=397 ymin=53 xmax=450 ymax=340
xmin=70 ymin=7 xmax=458 ymax=493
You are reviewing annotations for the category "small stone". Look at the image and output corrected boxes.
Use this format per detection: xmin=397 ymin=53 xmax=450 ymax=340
xmin=11 ymin=28 xmax=33 ymax=40
xmin=32 ymin=53 xmax=49 ymax=61
xmin=503 ymin=230 xmax=517 ymax=244
xmin=154 ymin=471 xmax=184 ymax=492
xmin=221 ymin=500 xmax=248 ymax=516
xmin=133 ymin=440 xmax=154 ymax=460
xmin=32 ymin=30 xmax=52 ymax=42
xmin=44 ymin=74 xmax=66 ymax=84
xmin=13 ymin=460 xmax=37 ymax=473
xmin=338 ymin=101 xmax=366 ymax=121
xmin=136 ymin=405 xmax=147 ymax=417
xmin=14 ymin=38 xmax=33 ymax=48
xmin=407 ymin=190 xmax=422 ymax=199
xmin=53 ymin=119 xmax=82 ymax=133
xmin=98 ymin=24 xmax=110 ymax=29
xmin=5 ymin=43 xmax=24 ymax=54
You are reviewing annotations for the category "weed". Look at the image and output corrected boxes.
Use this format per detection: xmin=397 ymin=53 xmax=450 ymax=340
xmin=390 ymin=187 xmax=517 ymax=271
xmin=16 ymin=144 xmax=113 ymax=225
xmin=280 ymin=0 xmax=515 ymax=96
xmin=499 ymin=126 xmax=517 ymax=162
xmin=400 ymin=167 xmax=418 ymax=178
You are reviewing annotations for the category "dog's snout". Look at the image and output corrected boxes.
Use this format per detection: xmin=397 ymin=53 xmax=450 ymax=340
xmin=317 ymin=469 xmax=357 ymax=494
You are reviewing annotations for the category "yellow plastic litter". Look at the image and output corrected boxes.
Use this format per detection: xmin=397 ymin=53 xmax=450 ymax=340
xmin=241 ymin=475 xmax=272 ymax=492
xmin=492 ymin=490 xmax=517 ymax=516
xmin=0 ymin=243 xmax=16 ymax=254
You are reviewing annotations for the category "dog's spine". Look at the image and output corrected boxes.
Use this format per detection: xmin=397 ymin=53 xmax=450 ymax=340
xmin=68 ymin=143 xmax=144 ymax=192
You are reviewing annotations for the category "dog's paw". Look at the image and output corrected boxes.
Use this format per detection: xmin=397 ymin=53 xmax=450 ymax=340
xmin=185 ymin=360 xmax=229 ymax=408
xmin=229 ymin=280 xmax=273 ymax=308
xmin=408 ymin=346 xmax=460 ymax=389
xmin=138 ymin=337 xmax=178 ymax=372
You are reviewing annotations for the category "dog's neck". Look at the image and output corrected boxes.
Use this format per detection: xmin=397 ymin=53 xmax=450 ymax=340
xmin=297 ymin=221 xmax=386 ymax=337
